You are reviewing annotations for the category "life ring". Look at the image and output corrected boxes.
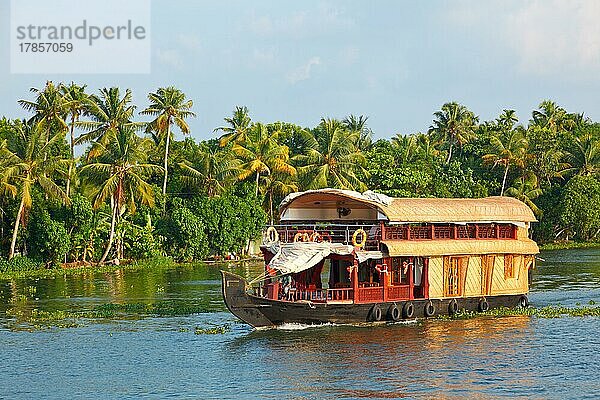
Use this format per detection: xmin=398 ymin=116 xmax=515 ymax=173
xmin=293 ymin=232 xmax=310 ymax=242
xmin=352 ymin=228 xmax=367 ymax=248
xmin=448 ymin=299 xmax=459 ymax=315
xmin=424 ymin=300 xmax=435 ymax=317
xmin=320 ymin=233 xmax=332 ymax=243
xmin=388 ymin=304 xmax=401 ymax=321
xmin=478 ymin=297 xmax=490 ymax=312
xmin=370 ymin=304 xmax=383 ymax=322
xmin=309 ymin=232 xmax=322 ymax=242
xmin=265 ymin=226 xmax=279 ymax=243
xmin=519 ymin=295 xmax=529 ymax=308
xmin=403 ymin=302 xmax=415 ymax=319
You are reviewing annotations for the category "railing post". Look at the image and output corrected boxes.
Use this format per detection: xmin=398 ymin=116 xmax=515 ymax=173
xmin=406 ymin=225 xmax=411 ymax=240
xmin=352 ymin=261 xmax=359 ymax=303
xmin=408 ymin=257 xmax=414 ymax=300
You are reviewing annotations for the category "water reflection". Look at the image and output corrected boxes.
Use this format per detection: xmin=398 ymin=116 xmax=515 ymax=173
xmin=0 ymin=249 xmax=599 ymax=399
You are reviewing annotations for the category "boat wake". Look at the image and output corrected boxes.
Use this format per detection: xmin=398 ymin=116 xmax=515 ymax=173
xmin=256 ymin=319 xmax=419 ymax=331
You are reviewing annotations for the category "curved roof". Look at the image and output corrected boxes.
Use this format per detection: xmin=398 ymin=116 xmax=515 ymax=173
xmin=279 ymin=189 xmax=537 ymax=223
xmin=382 ymin=238 xmax=539 ymax=256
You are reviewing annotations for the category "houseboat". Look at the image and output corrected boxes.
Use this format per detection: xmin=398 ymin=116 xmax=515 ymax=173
xmin=221 ymin=189 xmax=539 ymax=328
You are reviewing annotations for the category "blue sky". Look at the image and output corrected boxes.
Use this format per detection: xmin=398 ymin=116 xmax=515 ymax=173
xmin=2 ymin=0 xmax=600 ymax=142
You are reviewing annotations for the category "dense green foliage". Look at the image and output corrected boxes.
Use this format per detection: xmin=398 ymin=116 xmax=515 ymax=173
xmin=1 ymin=82 xmax=599 ymax=269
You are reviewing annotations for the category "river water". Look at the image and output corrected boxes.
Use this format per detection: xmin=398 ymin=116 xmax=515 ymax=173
xmin=0 ymin=248 xmax=599 ymax=399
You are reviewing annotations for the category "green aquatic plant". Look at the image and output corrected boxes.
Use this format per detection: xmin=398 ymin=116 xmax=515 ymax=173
xmin=439 ymin=305 xmax=600 ymax=320
xmin=5 ymin=300 xmax=215 ymax=331
xmin=194 ymin=324 xmax=230 ymax=335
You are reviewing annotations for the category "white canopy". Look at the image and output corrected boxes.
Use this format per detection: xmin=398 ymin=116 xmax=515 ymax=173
xmin=265 ymin=242 xmax=384 ymax=274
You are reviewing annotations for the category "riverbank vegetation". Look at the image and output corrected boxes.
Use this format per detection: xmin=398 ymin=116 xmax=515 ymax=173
xmin=1 ymin=82 xmax=599 ymax=270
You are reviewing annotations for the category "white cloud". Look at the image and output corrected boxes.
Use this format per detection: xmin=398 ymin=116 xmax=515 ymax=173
xmin=248 ymin=4 xmax=355 ymax=38
xmin=445 ymin=0 xmax=600 ymax=78
xmin=155 ymin=48 xmax=184 ymax=69
xmin=176 ymin=33 xmax=201 ymax=51
xmin=286 ymin=57 xmax=321 ymax=84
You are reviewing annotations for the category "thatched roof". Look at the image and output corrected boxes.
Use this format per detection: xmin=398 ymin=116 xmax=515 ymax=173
xmin=382 ymin=238 xmax=539 ymax=256
xmin=279 ymin=189 xmax=537 ymax=223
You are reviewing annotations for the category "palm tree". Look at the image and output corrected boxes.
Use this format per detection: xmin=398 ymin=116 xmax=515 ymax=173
xmin=0 ymin=120 xmax=69 ymax=259
xmin=429 ymin=102 xmax=478 ymax=164
xmin=214 ymin=106 xmax=252 ymax=147
xmin=295 ymin=118 xmax=368 ymax=191
xmin=178 ymin=143 xmax=241 ymax=197
xmin=80 ymin=127 xmax=162 ymax=263
xmin=76 ymin=87 xmax=141 ymax=151
xmin=260 ymin=172 xmax=298 ymax=224
xmin=564 ymin=132 xmax=600 ymax=177
xmin=505 ymin=171 xmax=543 ymax=216
xmin=18 ymin=81 xmax=68 ymax=144
xmin=140 ymin=87 xmax=196 ymax=197
xmin=482 ymin=126 xmax=528 ymax=196
xmin=233 ymin=123 xmax=296 ymax=196
xmin=391 ymin=133 xmax=419 ymax=164
xmin=343 ymin=114 xmax=372 ymax=151
xmin=60 ymin=82 xmax=89 ymax=196
xmin=531 ymin=100 xmax=571 ymax=132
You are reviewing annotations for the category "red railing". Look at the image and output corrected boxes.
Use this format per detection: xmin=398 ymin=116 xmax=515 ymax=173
xmin=358 ymin=287 xmax=384 ymax=302
xmin=286 ymin=288 xmax=354 ymax=302
xmin=383 ymin=223 xmax=515 ymax=241
xmin=387 ymin=285 xmax=410 ymax=300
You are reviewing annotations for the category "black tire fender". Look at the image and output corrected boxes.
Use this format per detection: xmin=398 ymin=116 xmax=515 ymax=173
xmin=478 ymin=297 xmax=490 ymax=312
xmin=424 ymin=300 xmax=435 ymax=317
xmin=448 ymin=299 xmax=459 ymax=315
xmin=388 ymin=304 xmax=401 ymax=321
xmin=519 ymin=295 xmax=529 ymax=308
xmin=370 ymin=304 xmax=383 ymax=321
xmin=403 ymin=302 xmax=415 ymax=319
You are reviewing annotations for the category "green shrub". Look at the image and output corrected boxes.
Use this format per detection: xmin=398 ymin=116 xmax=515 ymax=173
xmin=0 ymin=256 xmax=42 ymax=273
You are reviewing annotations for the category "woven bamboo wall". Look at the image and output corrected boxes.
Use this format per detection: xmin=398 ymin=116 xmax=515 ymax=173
xmin=427 ymin=254 xmax=529 ymax=299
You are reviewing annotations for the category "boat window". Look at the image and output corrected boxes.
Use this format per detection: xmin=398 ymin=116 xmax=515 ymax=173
xmin=444 ymin=256 xmax=467 ymax=297
xmin=390 ymin=257 xmax=409 ymax=285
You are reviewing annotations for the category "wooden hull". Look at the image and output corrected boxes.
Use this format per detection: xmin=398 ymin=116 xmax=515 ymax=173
xmin=221 ymin=271 xmax=528 ymax=328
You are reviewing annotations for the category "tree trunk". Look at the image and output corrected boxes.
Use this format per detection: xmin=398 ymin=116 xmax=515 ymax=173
xmin=66 ymin=114 xmax=76 ymax=197
xmin=8 ymin=197 xmax=25 ymax=260
xmin=255 ymin=171 xmax=260 ymax=196
xmin=446 ymin=142 xmax=454 ymax=164
xmin=100 ymin=200 xmax=118 ymax=263
xmin=501 ymin=164 xmax=510 ymax=196
xmin=269 ymin=191 xmax=274 ymax=225
xmin=162 ymin=122 xmax=171 ymax=197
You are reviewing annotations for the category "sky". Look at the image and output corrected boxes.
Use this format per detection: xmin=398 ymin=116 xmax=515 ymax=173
xmin=2 ymin=0 xmax=600 ymax=142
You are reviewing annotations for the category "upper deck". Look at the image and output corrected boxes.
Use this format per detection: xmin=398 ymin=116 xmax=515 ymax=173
xmin=266 ymin=189 xmax=538 ymax=254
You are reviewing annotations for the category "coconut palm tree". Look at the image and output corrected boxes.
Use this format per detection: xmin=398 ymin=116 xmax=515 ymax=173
xmin=482 ymin=126 xmax=528 ymax=196
xmin=343 ymin=114 xmax=372 ymax=151
xmin=80 ymin=127 xmax=162 ymax=263
xmin=214 ymin=106 xmax=252 ymax=147
xmin=0 ymin=120 xmax=69 ymax=259
xmin=505 ymin=171 xmax=543 ymax=216
xmin=531 ymin=100 xmax=570 ymax=132
xmin=178 ymin=143 xmax=241 ymax=197
xmin=233 ymin=123 xmax=296 ymax=196
xmin=564 ymin=132 xmax=600 ymax=177
xmin=76 ymin=87 xmax=142 ymax=152
xmin=295 ymin=118 xmax=368 ymax=191
xmin=260 ymin=173 xmax=298 ymax=224
xmin=18 ymin=81 xmax=68 ymax=144
xmin=429 ymin=102 xmax=478 ymax=164
xmin=60 ymin=82 xmax=89 ymax=196
xmin=140 ymin=87 xmax=196 ymax=197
